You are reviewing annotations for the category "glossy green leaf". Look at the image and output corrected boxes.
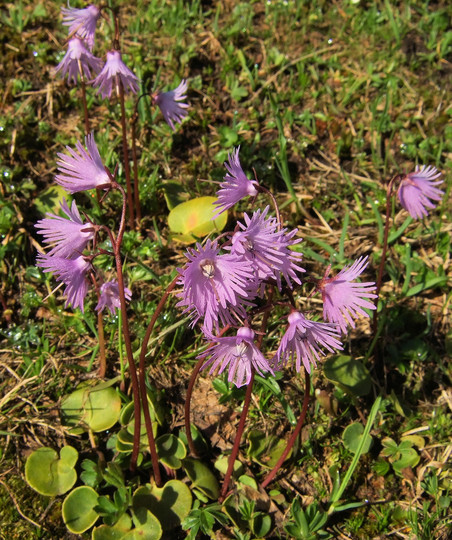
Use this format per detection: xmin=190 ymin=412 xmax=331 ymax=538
xmin=182 ymin=457 xmax=220 ymax=500
xmin=342 ymin=423 xmax=373 ymax=454
xmin=155 ymin=434 xmax=186 ymax=469
xmin=63 ymin=486 xmax=99 ymax=534
xmin=324 ymin=355 xmax=371 ymax=396
xmin=25 ymin=446 xmax=78 ymax=496
xmin=167 ymin=196 xmax=227 ymax=243
xmin=133 ymin=480 xmax=192 ymax=531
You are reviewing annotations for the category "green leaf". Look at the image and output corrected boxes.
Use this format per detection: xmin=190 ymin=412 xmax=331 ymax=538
xmin=183 ymin=458 xmax=220 ymax=500
xmin=167 ymin=196 xmax=227 ymax=243
xmin=155 ymin=434 xmax=186 ymax=469
xmin=25 ymin=446 xmax=78 ymax=496
xmin=133 ymin=480 xmax=192 ymax=531
xmin=342 ymin=423 xmax=373 ymax=454
xmin=324 ymin=355 xmax=371 ymax=396
xmin=62 ymin=486 xmax=99 ymax=534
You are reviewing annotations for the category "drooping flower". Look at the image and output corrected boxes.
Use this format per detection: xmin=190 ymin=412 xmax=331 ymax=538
xmin=153 ymin=79 xmax=188 ymax=131
xmin=55 ymin=37 xmax=103 ymax=85
xmin=96 ymin=280 xmax=131 ymax=315
xmin=37 ymin=254 xmax=91 ymax=312
xmin=229 ymin=206 xmax=304 ymax=290
xmin=92 ymin=50 xmax=139 ymax=99
xmin=213 ymin=147 xmax=259 ymax=218
xmin=397 ymin=165 xmax=444 ymax=220
xmin=272 ymin=311 xmax=343 ymax=373
xmin=35 ymin=198 xmax=95 ymax=259
xmin=176 ymin=239 xmax=255 ymax=332
xmin=317 ymin=256 xmax=377 ymax=333
xmin=199 ymin=327 xmax=274 ymax=388
xmin=61 ymin=4 xmax=100 ymax=51
xmin=55 ymin=133 xmax=111 ymax=193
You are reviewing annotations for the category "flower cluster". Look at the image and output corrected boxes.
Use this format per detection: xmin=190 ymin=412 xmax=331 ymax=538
xmin=35 ymin=134 xmax=129 ymax=314
xmin=55 ymin=4 xmax=189 ymax=127
xmin=177 ymin=147 xmax=379 ymax=387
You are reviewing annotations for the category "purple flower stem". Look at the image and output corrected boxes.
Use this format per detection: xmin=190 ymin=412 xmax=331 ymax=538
xmin=78 ymin=62 xmax=90 ymax=135
xmin=110 ymin=182 xmax=141 ymax=470
xmin=219 ymin=370 xmax=256 ymax=503
xmin=118 ymin=83 xmax=135 ymax=228
xmin=130 ymin=106 xmax=142 ymax=223
xmin=184 ymin=324 xmax=231 ymax=458
xmin=372 ymin=176 xmax=398 ymax=336
xmin=219 ymin=287 xmax=275 ymax=502
xmin=90 ymin=272 xmax=107 ymax=378
xmin=256 ymin=182 xmax=282 ymax=230
xmin=137 ymin=275 xmax=179 ymax=487
xmin=260 ymin=369 xmax=311 ymax=490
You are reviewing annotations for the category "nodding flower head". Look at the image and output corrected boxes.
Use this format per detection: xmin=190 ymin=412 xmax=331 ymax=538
xmin=55 ymin=37 xmax=102 ymax=85
xmin=213 ymin=147 xmax=259 ymax=218
xmin=96 ymin=280 xmax=131 ymax=315
xmin=92 ymin=50 xmax=139 ymax=99
xmin=61 ymin=4 xmax=100 ymax=50
xmin=199 ymin=327 xmax=274 ymax=388
xmin=272 ymin=311 xmax=343 ymax=373
xmin=176 ymin=239 xmax=256 ymax=332
xmin=229 ymin=206 xmax=304 ymax=290
xmin=154 ymin=79 xmax=189 ymax=131
xmin=318 ymin=256 xmax=377 ymax=334
xmin=35 ymin=198 xmax=95 ymax=259
xmin=397 ymin=165 xmax=444 ymax=220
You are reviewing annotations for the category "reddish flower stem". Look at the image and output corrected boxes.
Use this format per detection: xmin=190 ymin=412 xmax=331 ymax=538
xmin=219 ymin=370 xmax=255 ymax=503
xmin=260 ymin=369 xmax=311 ymax=490
xmin=111 ymin=183 xmax=141 ymax=471
xmin=118 ymin=84 xmax=135 ymax=228
xmin=372 ymin=176 xmax=397 ymax=336
xmin=137 ymin=275 xmax=179 ymax=486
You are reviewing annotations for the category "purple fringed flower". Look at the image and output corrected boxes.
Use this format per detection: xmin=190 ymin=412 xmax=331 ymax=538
xmin=273 ymin=311 xmax=343 ymax=373
xmin=55 ymin=133 xmax=111 ymax=193
xmin=37 ymin=254 xmax=91 ymax=312
xmin=35 ymin=198 xmax=95 ymax=259
xmin=92 ymin=50 xmax=139 ymax=99
xmin=176 ymin=239 xmax=255 ymax=332
xmin=397 ymin=165 xmax=444 ymax=220
xmin=55 ymin=37 xmax=102 ymax=85
xmin=96 ymin=280 xmax=131 ymax=315
xmin=318 ymin=256 xmax=377 ymax=333
xmin=61 ymin=4 xmax=100 ymax=51
xmin=154 ymin=79 xmax=188 ymax=131
xmin=199 ymin=327 xmax=274 ymax=388
xmin=213 ymin=147 xmax=259 ymax=218
xmin=229 ymin=206 xmax=304 ymax=290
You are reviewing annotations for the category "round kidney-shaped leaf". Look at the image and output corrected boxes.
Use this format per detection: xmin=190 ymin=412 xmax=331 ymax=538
xmin=92 ymin=513 xmax=132 ymax=540
xmin=183 ymin=457 xmax=220 ymax=500
xmin=168 ymin=196 xmax=227 ymax=243
xmin=342 ymin=422 xmax=373 ymax=454
xmin=324 ymin=355 xmax=371 ymax=396
xmin=25 ymin=446 xmax=78 ymax=496
xmin=133 ymin=480 xmax=192 ymax=531
xmin=155 ymin=434 xmax=186 ymax=469
xmin=63 ymin=486 xmax=99 ymax=534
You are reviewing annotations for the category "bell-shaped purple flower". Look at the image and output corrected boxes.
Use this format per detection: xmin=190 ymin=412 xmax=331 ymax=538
xmin=200 ymin=327 xmax=274 ymax=388
xmin=55 ymin=37 xmax=102 ymax=85
xmin=213 ymin=147 xmax=259 ymax=218
xmin=35 ymin=198 xmax=95 ymax=259
xmin=154 ymin=79 xmax=189 ymax=131
xmin=96 ymin=280 xmax=131 ymax=315
xmin=61 ymin=3 xmax=100 ymax=51
xmin=55 ymin=133 xmax=111 ymax=193
xmin=92 ymin=50 xmax=139 ymax=99
xmin=397 ymin=165 xmax=444 ymax=220
xmin=37 ymin=254 xmax=91 ymax=312
xmin=229 ymin=206 xmax=304 ymax=290
xmin=318 ymin=256 xmax=377 ymax=333
xmin=176 ymin=239 xmax=255 ymax=332
xmin=273 ymin=311 xmax=343 ymax=373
